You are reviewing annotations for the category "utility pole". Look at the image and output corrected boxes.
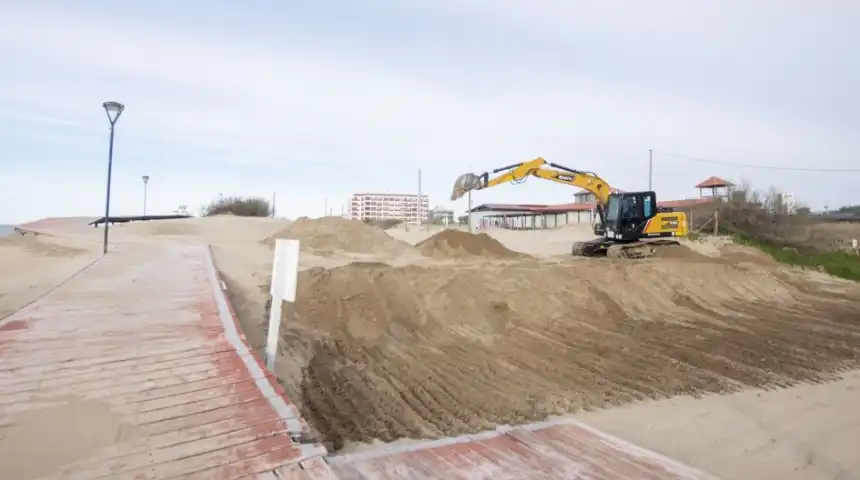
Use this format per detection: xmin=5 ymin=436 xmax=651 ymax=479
xmin=418 ymin=168 xmax=423 ymax=227
xmin=648 ymin=149 xmax=653 ymax=191
xmin=324 ymin=197 xmax=328 ymax=217
xmin=467 ymin=190 xmax=473 ymax=233
xmin=271 ymin=192 xmax=276 ymax=218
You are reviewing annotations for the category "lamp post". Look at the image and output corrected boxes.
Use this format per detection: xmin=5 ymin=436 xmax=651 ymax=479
xmin=102 ymin=101 xmax=125 ymax=255
xmin=141 ymin=175 xmax=150 ymax=215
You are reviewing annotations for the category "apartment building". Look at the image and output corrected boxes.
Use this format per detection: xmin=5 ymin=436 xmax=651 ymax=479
xmin=349 ymin=192 xmax=429 ymax=224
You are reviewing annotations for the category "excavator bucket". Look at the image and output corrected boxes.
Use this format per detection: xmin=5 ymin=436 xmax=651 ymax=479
xmin=451 ymin=173 xmax=482 ymax=201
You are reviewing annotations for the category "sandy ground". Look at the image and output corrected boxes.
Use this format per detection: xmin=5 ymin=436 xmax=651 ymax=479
xmin=4 ymin=215 xmax=860 ymax=479
xmin=0 ymin=395 xmax=139 ymax=479
xmin=0 ymin=231 xmax=99 ymax=320
xmin=576 ymin=370 xmax=860 ymax=480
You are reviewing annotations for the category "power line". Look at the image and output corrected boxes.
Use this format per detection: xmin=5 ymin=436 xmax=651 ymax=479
xmin=652 ymin=150 xmax=860 ymax=172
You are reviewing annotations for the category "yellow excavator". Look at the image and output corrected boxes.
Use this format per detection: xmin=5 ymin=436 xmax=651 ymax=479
xmin=451 ymin=157 xmax=689 ymax=259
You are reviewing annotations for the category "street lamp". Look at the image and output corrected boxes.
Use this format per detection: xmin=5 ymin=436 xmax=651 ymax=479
xmin=102 ymin=101 xmax=125 ymax=255
xmin=141 ymin=175 xmax=150 ymax=215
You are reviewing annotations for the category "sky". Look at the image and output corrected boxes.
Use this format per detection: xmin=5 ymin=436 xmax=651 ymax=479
xmin=0 ymin=1 xmax=858 ymax=224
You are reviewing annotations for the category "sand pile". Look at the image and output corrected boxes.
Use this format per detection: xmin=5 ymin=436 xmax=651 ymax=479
xmin=647 ymin=243 xmax=719 ymax=262
xmin=288 ymin=263 xmax=519 ymax=344
xmin=416 ymin=230 xmax=525 ymax=259
xmin=0 ymin=234 xmax=85 ymax=257
xmin=122 ymin=220 xmax=200 ymax=236
xmin=280 ymin=257 xmax=860 ymax=448
xmin=262 ymin=217 xmax=411 ymax=255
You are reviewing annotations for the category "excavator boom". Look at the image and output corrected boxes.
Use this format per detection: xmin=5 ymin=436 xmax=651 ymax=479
xmin=451 ymin=158 xmax=613 ymax=205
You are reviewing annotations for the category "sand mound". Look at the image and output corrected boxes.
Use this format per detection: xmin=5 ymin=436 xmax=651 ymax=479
xmin=290 ymin=263 xmax=515 ymax=343
xmin=122 ymin=220 xmax=200 ymax=236
xmin=280 ymin=258 xmax=860 ymax=449
xmin=262 ymin=217 xmax=411 ymax=255
xmin=648 ymin=243 xmax=719 ymax=262
xmin=416 ymin=230 xmax=524 ymax=259
xmin=0 ymin=234 xmax=85 ymax=257
xmin=16 ymin=217 xmax=99 ymax=235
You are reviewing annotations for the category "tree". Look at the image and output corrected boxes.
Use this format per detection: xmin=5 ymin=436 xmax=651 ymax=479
xmin=202 ymin=195 xmax=272 ymax=217
xmin=837 ymin=205 xmax=860 ymax=215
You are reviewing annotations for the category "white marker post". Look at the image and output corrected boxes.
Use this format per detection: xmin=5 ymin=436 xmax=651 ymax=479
xmin=266 ymin=239 xmax=300 ymax=373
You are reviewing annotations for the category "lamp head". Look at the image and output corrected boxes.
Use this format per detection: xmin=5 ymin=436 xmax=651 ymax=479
xmin=103 ymin=101 xmax=125 ymax=125
xmin=142 ymin=175 xmax=150 ymax=184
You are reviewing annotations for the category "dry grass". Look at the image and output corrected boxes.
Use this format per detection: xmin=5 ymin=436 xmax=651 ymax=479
xmin=712 ymin=186 xmax=860 ymax=280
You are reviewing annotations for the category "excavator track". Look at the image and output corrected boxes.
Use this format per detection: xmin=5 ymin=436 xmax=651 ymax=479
xmin=571 ymin=238 xmax=610 ymax=257
xmin=606 ymin=243 xmax=657 ymax=259
xmin=572 ymin=238 xmax=681 ymax=259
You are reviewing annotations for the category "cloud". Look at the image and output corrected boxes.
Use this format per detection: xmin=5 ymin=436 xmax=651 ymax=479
xmin=0 ymin=1 xmax=857 ymax=223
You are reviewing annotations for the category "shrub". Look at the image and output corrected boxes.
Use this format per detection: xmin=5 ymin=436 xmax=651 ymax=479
xmin=716 ymin=184 xmax=809 ymax=248
xmin=714 ymin=183 xmax=860 ymax=281
xmin=203 ymin=196 xmax=272 ymax=217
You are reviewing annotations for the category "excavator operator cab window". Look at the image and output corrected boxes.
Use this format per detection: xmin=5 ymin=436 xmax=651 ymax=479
xmin=643 ymin=195 xmax=653 ymax=217
xmin=606 ymin=195 xmax=621 ymax=223
xmin=621 ymin=195 xmax=641 ymax=219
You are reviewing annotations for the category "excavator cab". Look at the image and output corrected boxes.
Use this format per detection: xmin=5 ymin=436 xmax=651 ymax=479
xmin=575 ymin=191 xmax=687 ymax=258
xmin=602 ymin=191 xmax=687 ymax=241
xmin=603 ymin=192 xmax=657 ymax=241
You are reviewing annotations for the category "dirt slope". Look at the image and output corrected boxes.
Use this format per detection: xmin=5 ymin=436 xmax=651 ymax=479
xmin=263 ymin=217 xmax=412 ymax=255
xmin=0 ymin=234 xmax=86 ymax=257
xmin=0 ymin=234 xmax=95 ymax=319
xmin=416 ymin=230 xmax=526 ymax=259
xmin=279 ymin=255 xmax=860 ymax=450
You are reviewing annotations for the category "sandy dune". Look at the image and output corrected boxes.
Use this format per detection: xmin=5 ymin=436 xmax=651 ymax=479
xmin=0 ymin=233 xmax=99 ymax=319
xmin=5 ymin=215 xmax=860 ymax=479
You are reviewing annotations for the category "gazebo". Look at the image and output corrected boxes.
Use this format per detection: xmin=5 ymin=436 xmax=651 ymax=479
xmin=695 ymin=176 xmax=734 ymax=198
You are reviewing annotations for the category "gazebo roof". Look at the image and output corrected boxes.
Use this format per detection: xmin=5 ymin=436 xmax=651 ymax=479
xmin=695 ymin=176 xmax=733 ymax=188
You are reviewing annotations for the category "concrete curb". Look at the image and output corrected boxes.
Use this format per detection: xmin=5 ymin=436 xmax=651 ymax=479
xmin=203 ymin=244 xmax=328 ymax=460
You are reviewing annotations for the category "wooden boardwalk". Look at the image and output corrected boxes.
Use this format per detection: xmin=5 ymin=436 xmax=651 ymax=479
xmin=0 ymin=242 xmax=330 ymax=479
xmin=1 ymin=231 xmax=719 ymax=479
